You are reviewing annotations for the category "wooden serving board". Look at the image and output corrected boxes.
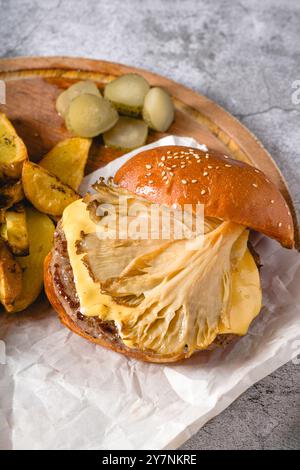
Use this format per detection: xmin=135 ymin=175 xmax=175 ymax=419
xmin=0 ymin=56 xmax=298 ymax=247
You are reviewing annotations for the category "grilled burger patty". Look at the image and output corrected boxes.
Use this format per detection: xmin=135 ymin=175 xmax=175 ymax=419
xmin=50 ymin=222 xmax=123 ymax=346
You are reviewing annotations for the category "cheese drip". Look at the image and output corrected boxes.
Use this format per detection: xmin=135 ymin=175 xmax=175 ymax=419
xmin=62 ymin=189 xmax=262 ymax=356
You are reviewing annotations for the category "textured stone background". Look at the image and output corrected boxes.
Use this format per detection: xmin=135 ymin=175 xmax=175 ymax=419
xmin=0 ymin=0 xmax=299 ymax=450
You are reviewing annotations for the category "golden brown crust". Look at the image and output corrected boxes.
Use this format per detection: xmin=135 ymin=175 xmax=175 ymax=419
xmin=114 ymin=146 xmax=294 ymax=248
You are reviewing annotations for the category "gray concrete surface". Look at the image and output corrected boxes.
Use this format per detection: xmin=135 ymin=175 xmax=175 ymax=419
xmin=0 ymin=0 xmax=299 ymax=450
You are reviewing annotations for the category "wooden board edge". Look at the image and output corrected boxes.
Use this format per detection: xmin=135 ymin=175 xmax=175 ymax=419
xmin=0 ymin=56 xmax=298 ymax=249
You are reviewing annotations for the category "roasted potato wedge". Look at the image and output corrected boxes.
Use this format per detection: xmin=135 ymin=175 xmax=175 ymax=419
xmin=0 ymin=239 xmax=22 ymax=312
xmin=39 ymin=137 xmax=92 ymax=191
xmin=0 ymin=113 xmax=28 ymax=179
xmin=0 ymin=222 xmax=7 ymax=240
xmin=9 ymin=206 xmax=55 ymax=313
xmin=22 ymin=161 xmax=79 ymax=216
xmin=5 ymin=203 xmax=29 ymax=256
xmin=0 ymin=209 xmax=5 ymax=224
xmin=0 ymin=180 xmax=24 ymax=209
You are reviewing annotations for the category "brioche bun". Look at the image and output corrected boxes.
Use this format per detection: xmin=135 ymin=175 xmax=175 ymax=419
xmin=44 ymin=145 xmax=294 ymax=363
xmin=114 ymin=146 xmax=294 ymax=248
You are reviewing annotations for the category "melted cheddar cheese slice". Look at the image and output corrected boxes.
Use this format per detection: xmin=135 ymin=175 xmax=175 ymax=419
xmin=62 ymin=197 xmax=262 ymax=356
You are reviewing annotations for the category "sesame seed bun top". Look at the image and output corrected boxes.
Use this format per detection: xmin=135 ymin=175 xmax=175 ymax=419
xmin=114 ymin=145 xmax=294 ymax=248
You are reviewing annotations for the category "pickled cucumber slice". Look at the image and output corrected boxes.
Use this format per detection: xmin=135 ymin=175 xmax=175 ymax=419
xmin=143 ymin=87 xmax=174 ymax=132
xmin=56 ymin=80 xmax=101 ymax=118
xmin=65 ymin=94 xmax=119 ymax=138
xmin=103 ymin=117 xmax=148 ymax=151
xmin=104 ymin=74 xmax=150 ymax=116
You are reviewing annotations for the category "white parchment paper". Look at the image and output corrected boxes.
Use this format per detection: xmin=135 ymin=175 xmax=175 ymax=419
xmin=1 ymin=136 xmax=300 ymax=450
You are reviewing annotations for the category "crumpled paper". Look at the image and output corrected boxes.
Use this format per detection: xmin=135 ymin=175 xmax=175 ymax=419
xmin=1 ymin=136 xmax=300 ymax=450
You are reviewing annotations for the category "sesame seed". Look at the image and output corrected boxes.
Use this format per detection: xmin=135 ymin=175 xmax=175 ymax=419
xmin=252 ymin=183 xmax=258 ymax=188
xmin=196 ymin=160 xmax=201 ymax=163
xmin=167 ymin=151 xmax=171 ymax=154
xmin=169 ymin=171 xmax=174 ymax=176
xmin=163 ymin=175 xmax=167 ymax=181
xmin=195 ymin=155 xmax=200 ymax=160
xmin=167 ymin=155 xmax=173 ymax=159
xmin=166 ymin=166 xmax=171 ymax=170
xmin=288 ymin=211 xmax=291 ymax=216
xmin=278 ymin=222 xmax=282 ymax=227
xmin=205 ymin=155 xmax=209 ymax=159
xmin=270 ymin=199 xmax=274 ymax=204
xmin=216 ymin=166 xmax=220 ymax=169
xmin=186 ymin=156 xmax=190 ymax=160
xmin=288 ymin=224 xmax=291 ymax=230
xmin=146 ymin=164 xmax=152 ymax=169
xmin=201 ymin=189 xmax=206 ymax=195
xmin=165 ymin=180 xmax=169 ymax=185
xmin=207 ymin=165 xmax=213 ymax=169
xmin=203 ymin=171 xmax=208 ymax=176
xmin=225 ymin=164 xmax=232 ymax=168
xmin=181 ymin=179 xmax=188 ymax=185
xmin=174 ymin=156 xmax=179 ymax=159
xmin=254 ymin=169 xmax=260 ymax=173
xmin=192 ymin=179 xmax=198 ymax=183
xmin=148 ymin=180 xmax=154 ymax=184
xmin=146 ymin=173 xmax=152 ymax=177
xmin=158 ymin=162 xmax=164 ymax=167
xmin=171 ymin=164 xmax=177 ymax=168
xmin=161 ymin=156 xmax=166 ymax=161
xmin=162 ymin=171 xmax=166 ymax=176
xmin=224 ymin=155 xmax=229 ymax=159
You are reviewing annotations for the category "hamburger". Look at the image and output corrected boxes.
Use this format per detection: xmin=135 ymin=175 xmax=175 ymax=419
xmin=44 ymin=146 xmax=294 ymax=363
